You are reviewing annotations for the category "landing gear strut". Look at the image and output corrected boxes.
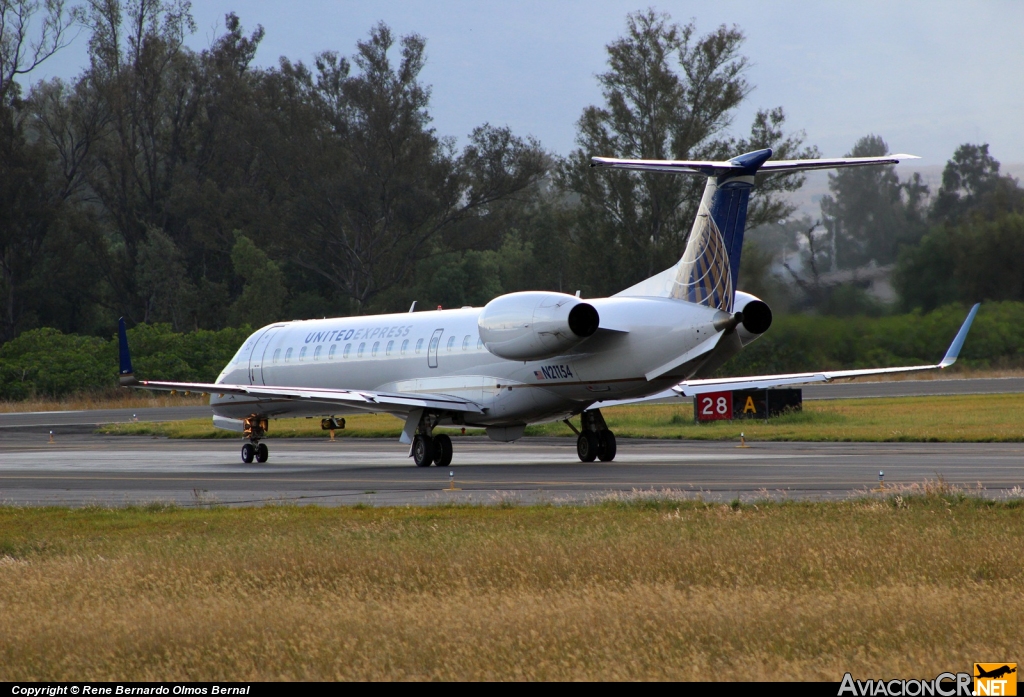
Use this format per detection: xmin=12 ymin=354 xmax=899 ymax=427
xmin=574 ymin=409 xmax=616 ymax=462
xmin=410 ymin=413 xmax=456 ymax=467
xmin=241 ymin=416 xmax=269 ymax=463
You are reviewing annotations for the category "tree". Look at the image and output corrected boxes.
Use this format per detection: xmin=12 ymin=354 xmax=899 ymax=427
xmin=895 ymin=144 xmax=1024 ymax=311
xmin=818 ymin=134 xmax=929 ymax=270
xmin=0 ymin=0 xmax=82 ymax=102
xmin=255 ymin=23 xmax=547 ymax=314
xmin=931 ymin=143 xmax=1024 ymax=224
xmin=228 ymin=232 xmax=285 ymax=327
xmin=556 ymin=10 xmax=816 ymax=296
xmin=0 ymin=0 xmax=83 ymax=340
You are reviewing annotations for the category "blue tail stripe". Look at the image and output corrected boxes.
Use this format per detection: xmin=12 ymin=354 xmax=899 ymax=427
xmin=709 ymin=181 xmax=753 ymax=292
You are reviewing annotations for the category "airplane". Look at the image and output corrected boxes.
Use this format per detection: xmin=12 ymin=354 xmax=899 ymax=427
xmin=975 ymin=665 xmax=1016 ymax=680
xmin=116 ymin=147 xmax=981 ymax=466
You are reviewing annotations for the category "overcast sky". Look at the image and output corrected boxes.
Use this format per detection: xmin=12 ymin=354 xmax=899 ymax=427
xmin=28 ymin=0 xmax=1024 ymax=169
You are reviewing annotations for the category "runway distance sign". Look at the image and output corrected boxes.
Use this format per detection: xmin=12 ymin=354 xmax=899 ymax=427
xmin=694 ymin=388 xmax=802 ymax=422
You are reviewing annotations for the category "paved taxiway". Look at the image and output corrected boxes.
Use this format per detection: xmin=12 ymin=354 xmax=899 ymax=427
xmin=1 ymin=376 xmax=1020 ymax=506
xmin=1 ymin=433 xmax=1021 ymax=506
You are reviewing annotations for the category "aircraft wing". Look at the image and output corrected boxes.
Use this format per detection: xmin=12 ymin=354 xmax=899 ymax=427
xmin=116 ymin=318 xmax=483 ymax=415
xmin=131 ymin=379 xmax=485 ymax=414
xmin=597 ymin=304 xmax=980 ymax=406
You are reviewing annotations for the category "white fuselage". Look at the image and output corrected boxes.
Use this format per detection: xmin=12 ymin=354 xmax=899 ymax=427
xmin=210 ymin=296 xmax=728 ymax=426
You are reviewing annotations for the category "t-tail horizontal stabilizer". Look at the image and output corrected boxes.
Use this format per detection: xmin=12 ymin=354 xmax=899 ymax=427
xmin=590 ymin=152 xmax=921 ymax=175
xmin=599 ymin=148 xmax=920 ymax=312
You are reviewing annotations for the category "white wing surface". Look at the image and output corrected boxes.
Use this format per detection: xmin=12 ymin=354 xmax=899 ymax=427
xmin=129 ymin=379 xmax=484 ymax=415
xmin=597 ymin=304 xmax=980 ymax=407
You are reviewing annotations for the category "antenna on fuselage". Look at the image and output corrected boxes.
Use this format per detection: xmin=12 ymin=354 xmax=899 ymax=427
xmin=409 ymin=301 xmax=417 ymax=313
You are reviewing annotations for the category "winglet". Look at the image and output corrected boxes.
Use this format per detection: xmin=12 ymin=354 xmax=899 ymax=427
xmin=117 ymin=317 xmax=137 ymax=386
xmin=939 ymin=303 xmax=981 ymax=368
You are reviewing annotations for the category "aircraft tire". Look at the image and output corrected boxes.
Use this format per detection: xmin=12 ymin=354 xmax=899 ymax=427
xmin=413 ymin=435 xmax=435 ymax=467
xmin=433 ymin=434 xmax=453 ymax=467
xmin=577 ymin=432 xmax=598 ymax=462
xmin=256 ymin=443 xmax=269 ymax=463
xmin=597 ymin=429 xmax=616 ymax=462
xmin=241 ymin=443 xmax=255 ymax=463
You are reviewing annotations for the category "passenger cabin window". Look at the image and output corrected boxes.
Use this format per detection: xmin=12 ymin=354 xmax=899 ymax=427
xmin=299 ymin=346 xmax=307 ymax=362
xmin=401 ymin=339 xmax=409 ymax=355
xmin=462 ymin=335 xmax=470 ymax=351
xmin=416 ymin=338 xmax=425 ymax=354
xmin=328 ymin=344 xmax=337 ymax=360
xmin=358 ymin=342 xmax=365 ymax=358
xmin=273 ymin=349 xmax=281 ymax=364
xmin=386 ymin=340 xmax=394 ymax=356
xmin=344 ymin=343 xmax=351 ymax=359
xmin=285 ymin=347 xmax=293 ymax=363
xmin=372 ymin=341 xmax=379 ymax=357
xmin=313 ymin=345 xmax=321 ymax=361
xmin=446 ymin=336 xmax=455 ymax=352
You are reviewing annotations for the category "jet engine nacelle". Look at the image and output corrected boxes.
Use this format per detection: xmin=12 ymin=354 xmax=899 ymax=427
xmin=478 ymin=291 xmax=600 ymax=361
xmin=734 ymin=291 xmax=773 ymax=345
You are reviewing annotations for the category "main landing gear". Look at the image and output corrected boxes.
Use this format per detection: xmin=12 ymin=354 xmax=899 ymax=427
xmin=572 ymin=409 xmax=616 ymax=462
xmin=412 ymin=433 xmax=453 ymax=468
xmin=409 ymin=412 xmax=455 ymax=467
xmin=241 ymin=416 xmax=269 ymax=464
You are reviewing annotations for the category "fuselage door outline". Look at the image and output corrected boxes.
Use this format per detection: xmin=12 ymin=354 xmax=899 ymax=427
xmin=248 ymin=326 xmax=282 ymax=385
xmin=428 ymin=328 xmax=444 ymax=368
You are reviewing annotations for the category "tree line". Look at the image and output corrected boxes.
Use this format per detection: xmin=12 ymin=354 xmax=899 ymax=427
xmin=767 ymin=136 xmax=1024 ymax=315
xmin=2 ymin=3 xmax=1023 ymax=399
xmin=0 ymin=4 xmax=811 ymax=342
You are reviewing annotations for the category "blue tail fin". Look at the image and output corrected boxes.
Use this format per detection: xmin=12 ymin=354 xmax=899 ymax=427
xmin=607 ymin=148 xmax=772 ymax=309
xmin=118 ymin=317 xmax=137 ymax=385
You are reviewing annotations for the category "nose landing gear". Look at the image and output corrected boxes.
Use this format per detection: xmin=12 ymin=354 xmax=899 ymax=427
xmin=241 ymin=416 xmax=269 ymax=463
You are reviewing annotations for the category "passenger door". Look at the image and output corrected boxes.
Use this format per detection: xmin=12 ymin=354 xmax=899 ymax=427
xmin=427 ymin=329 xmax=443 ymax=369
xmin=248 ymin=325 xmax=283 ymax=385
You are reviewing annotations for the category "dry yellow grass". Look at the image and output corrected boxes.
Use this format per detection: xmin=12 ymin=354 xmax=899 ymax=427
xmin=0 ymin=392 xmax=208 ymax=413
xmin=0 ymin=498 xmax=1021 ymax=680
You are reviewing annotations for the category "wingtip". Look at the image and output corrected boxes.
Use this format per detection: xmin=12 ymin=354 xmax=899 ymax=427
xmin=939 ymin=303 xmax=981 ymax=368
